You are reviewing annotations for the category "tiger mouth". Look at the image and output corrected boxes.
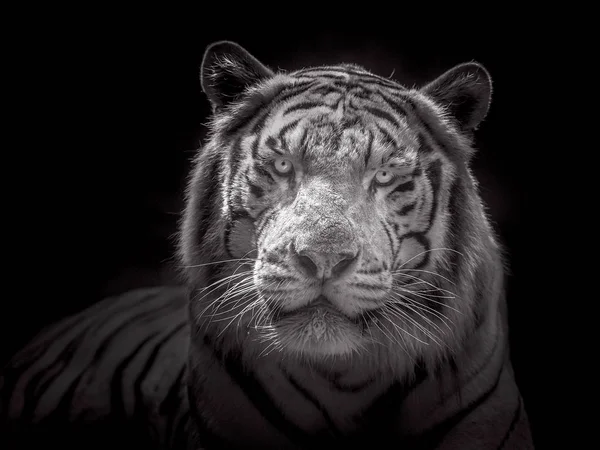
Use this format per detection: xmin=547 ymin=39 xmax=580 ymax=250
xmin=271 ymin=295 xmax=372 ymax=328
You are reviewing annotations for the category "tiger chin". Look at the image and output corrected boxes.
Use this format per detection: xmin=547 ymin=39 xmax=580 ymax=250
xmin=179 ymin=42 xmax=534 ymax=449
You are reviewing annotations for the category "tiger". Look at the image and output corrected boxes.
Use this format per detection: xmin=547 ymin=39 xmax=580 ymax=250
xmin=0 ymin=41 xmax=534 ymax=449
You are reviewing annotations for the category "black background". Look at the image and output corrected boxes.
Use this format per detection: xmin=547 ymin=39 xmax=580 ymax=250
xmin=4 ymin=11 xmax=567 ymax=449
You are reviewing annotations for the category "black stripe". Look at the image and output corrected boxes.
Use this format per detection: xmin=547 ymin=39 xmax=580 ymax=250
xmin=347 ymin=71 xmax=403 ymax=87
xmin=7 ymin=310 xmax=90 ymax=369
xmin=109 ymin=332 xmax=160 ymax=418
xmin=330 ymin=377 xmax=375 ymax=393
xmin=397 ymin=93 xmax=464 ymax=165
xmin=415 ymin=132 xmax=433 ymax=155
xmin=377 ymin=91 xmax=409 ymax=119
xmin=245 ymin=170 xmax=264 ymax=199
xmin=443 ymin=179 xmax=464 ymax=281
xmin=380 ymin=219 xmax=397 ymax=258
xmin=222 ymin=80 xmax=318 ymax=137
xmin=364 ymin=129 xmax=374 ymax=168
xmin=358 ymin=77 xmax=406 ymax=93
xmin=284 ymin=101 xmax=328 ymax=115
xmin=250 ymin=134 xmax=262 ymax=160
xmin=387 ymin=180 xmax=415 ymax=197
xmin=349 ymin=87 xmax=373 ymax=100
xmin=204 ymin=261 xmax=225 ymax=292
xmin=264 ymin=136 xmax=283 ymax=155
xmin=363 ymin=105 xmax=401 ymax=129
xmin=132 ymin=323 xmax=187 ymax=418
xmin=159 ymin=365 xmax=187 ymax=446
xmin=330 ymin=80 xmax=350 ymax=91
xmin=298 ymin=66 xmax=404 ymax=93
xmin=425 ymin=159 xmax=443 ymax=233
xmin=358 ymin=362 xmax=428 ymax=430
xmin=410 ymin=365 xmax=505 ymax=448
xmin=309 ymin=362 xmax=376 ymax=393
xmin=0 ymin=320 xmax=83 ymax=421
xmin=187 ymin=386 xmax=234 ymax=449
xmin=254 ymin=207 xmax=278 ymax=243
xmin=253 ymin=161 xmax=275 ymax=184
xmin=497 ymin=395 xmax=523 ymax=449
xmin=252 ymin=202 xmax=274 ymax=228
xmin=220 ymin=350 xmax=312 ymax=445
xmin=356 ymin=268 xmax=384 ymax=275
xmin=64 ymin=304 xmax=180 ymax=420
xmin=299 ymin=126 xmax=310 ymax=159
xmin=277 ymin=118 xmax=302 ymax=153
xmin=36 ymin=371 xmax=85 ymax=425
xmin=448 ymin=356 xmax=463 ymax=408
xmin=19 ymin=291 xmax=169 ymax=422
xmin=401 ymin=232 xmax=431 ymax=270
xmin=284 ymin=369 xmax=342 ymax=438
xmin=309 ymin=84 xmax=346 ymax=96
xmin=375 ymin=123 xmax=397 ymax=149
xmin=434 ymin=324 xmax=501 ymax=412
xmin=397 ymin=202 xmax=416 ymax=215
xmin=221 ymin=83 xmax=289 ymax=136
xmin=471 ymin=265 xmax=490 ymax=330
xmin=170 ymin=409 xmax=190 ymax=450
xmin=249 ymin=81 xmax=320 ymax=135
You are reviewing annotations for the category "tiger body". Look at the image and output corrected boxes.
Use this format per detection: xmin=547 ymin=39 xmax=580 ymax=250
xmin=1 ymin=41 xmax=534 ymax=449
xmin=1 ymin=287 xmax=190 ymax=449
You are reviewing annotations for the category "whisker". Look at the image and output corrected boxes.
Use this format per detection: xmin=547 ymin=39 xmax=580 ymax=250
xmin=195 ymin=275 xmax=255 ymax=320
xmin=383 ymin=304 xmax=441 ymax=346
xmin=379 ymin=307 xmax=428 ymax=345
xmin=393 ymin=272 xmax=458 ymax=298
xmin=208 ymin=284 xmax=259 ymax=318
xmin=395 ymin=247 xmax=464 ymax=271
xmin=397 ymin=297 xmax=456 ymax=331
xmin=392 ymin=286 xmax=462 ymax=315
xmin=393 ymin=268 xmax=456 ymax=286
xmin=215 ymin=277 xmax=286 ymax=336
xmin=182 ymin=256 xmax=258 ymax=269
xmin=388 ymin=293 xmax=449 ymax=336
xmin=195 ymin=270 xmax=254 ymax=295
xmin=397 ymin=289 xmax=463 ymax=315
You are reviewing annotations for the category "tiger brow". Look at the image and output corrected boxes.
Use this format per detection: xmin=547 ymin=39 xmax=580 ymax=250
xmin=264 ymin=136 xmax=284 ymax=155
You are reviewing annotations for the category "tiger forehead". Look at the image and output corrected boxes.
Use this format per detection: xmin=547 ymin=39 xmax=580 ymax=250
xmin=264 ymin=111 xmax=418 ymax=169
xmin=258 ymin=75 xmax=419 ymax=164
xmin=300 ymin=118 xmax=367 ymax=162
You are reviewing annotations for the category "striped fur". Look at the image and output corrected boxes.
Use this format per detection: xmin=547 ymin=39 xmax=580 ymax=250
xmin=1 ymin=287 xmax=190 ymax=449
xmin=1 ymin=41 xmax=534 ymax=449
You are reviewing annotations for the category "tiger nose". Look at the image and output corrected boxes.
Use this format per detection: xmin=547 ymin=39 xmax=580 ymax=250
xmin=291 ymin=243 xmax=359 ymax=280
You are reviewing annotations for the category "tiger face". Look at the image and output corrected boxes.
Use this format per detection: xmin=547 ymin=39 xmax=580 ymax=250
xmin=242 ymin=110 xmax=447 ymax=357
xmin=181 ymin=42 xmax=495 ymax=366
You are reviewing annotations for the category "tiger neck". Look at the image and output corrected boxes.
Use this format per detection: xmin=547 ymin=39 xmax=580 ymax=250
xmin=222 ymin=346 xmax=401 ymax=435
xmin=188 ymin=301 xmax=503 ymax=448
xmin=252 ymin=351 xmax=398 ymax=429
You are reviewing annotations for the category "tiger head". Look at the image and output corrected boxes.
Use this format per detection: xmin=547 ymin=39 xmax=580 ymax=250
xmin=180 ymin=42 xmax=501 ymax=371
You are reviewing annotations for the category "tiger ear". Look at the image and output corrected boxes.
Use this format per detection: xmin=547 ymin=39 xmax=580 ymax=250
xmin=201 ymin=41 xmax=274 ymax=111
xmin=421 ymin=62 xmax=492 ymax=131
